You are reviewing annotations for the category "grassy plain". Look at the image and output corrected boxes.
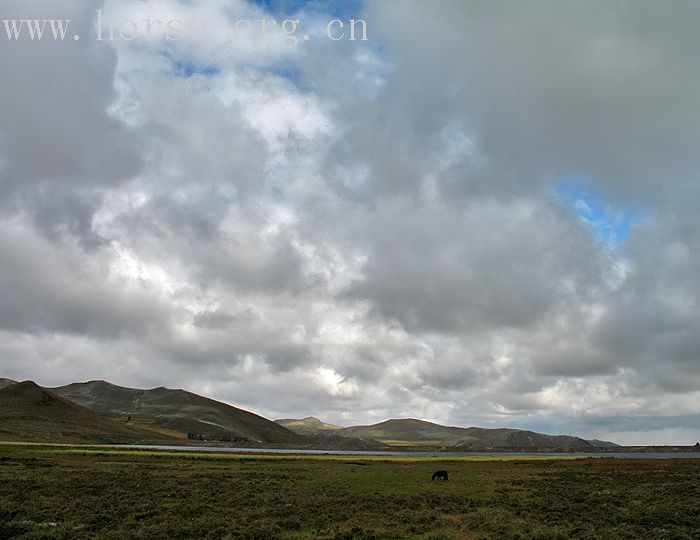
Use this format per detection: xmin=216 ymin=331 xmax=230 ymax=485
xmin=1 ymin=443 xmax=699 ymax=539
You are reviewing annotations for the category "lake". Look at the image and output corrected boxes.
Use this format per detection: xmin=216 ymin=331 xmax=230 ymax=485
xmin=115 ymin=444 xmax=700 ymax=459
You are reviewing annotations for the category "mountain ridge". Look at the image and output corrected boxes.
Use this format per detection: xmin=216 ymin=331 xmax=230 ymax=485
xmin=280 ymin=417 xmax=620 ymax=449
xmin=51 ymin=380 xmax=304 ymax=445
xmin=0 ymin=378 xmax=17 ymax=390
xmin=1 ymin=376 xmax=620 ymax=449
xmin=275 ymin=416 xmax=343 ymax=434
xmin=0 ymin=381 xmax=167 ymax=444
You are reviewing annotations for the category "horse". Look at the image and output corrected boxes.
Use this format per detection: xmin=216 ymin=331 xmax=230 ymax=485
xmin=432 ymin=470 xmax=448 ymax=481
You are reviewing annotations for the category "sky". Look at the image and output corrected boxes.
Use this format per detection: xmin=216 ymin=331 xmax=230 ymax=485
xmin=1 ymin=0 xmax=700 ymax=445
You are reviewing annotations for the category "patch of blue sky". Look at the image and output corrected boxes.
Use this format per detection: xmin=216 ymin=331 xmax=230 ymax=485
xmin=249 ymin=0 xmax=363 ymax=19
xmin=267 ymin=65 xmax=311 ymax=91
xmin=160 ymin=50 xmax=220 ymax=78
xmin=553 ymin=176 xmax=647 ymax=248
xmin=251 ymin=0 xmax=383 ymax=84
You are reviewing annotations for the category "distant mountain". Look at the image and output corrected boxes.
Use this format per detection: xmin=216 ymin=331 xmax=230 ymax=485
xmin=275 ymin=416 xmax=343 ymax=435
xmin=302 ymin=432 xmax=389 ymax=451
xmin=51 ymin=380 xmax=304 ymax=445
xmin=585 ymin=439 xmax=620 ymax=448
xmin=276 ymin=416 xmax=618 ymax=449
xmin=275 ymin=417 xmax=385 ymax=450
xmin=0 ymin=381 xmax=165 ymax=444
xmin=336 ymin=418 xmax=619 ymax=449
xmin=0 ymin=378 xmax=17 ymax=390
xmin=1 ymin=376 xmax=619 ymax=449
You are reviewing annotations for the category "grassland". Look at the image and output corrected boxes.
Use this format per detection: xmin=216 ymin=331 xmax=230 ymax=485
xmin=1 ymin=444 xmax=699 ymax=539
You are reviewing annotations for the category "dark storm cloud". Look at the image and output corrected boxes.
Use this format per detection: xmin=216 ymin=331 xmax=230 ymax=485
xmin=369 ymin=0 xmax=700 ymax=197
xmin=0 ymin=0 xmax=143 ymax=251
xmin=0 ymin=221 xmax=171 ymax=338
xmin=343 ymin=198 xmax=605 ymax=334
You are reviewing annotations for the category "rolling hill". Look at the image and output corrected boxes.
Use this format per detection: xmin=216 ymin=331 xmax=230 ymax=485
xmin=280 ymin=417 xmax=619 ymax=449
xmin=51 ymin=380 xmax=304 ymax=445
xmin=1 ymin=377 xmax=619 ymax=449
xmin=0 ymin=378 xmax=17 ymax=390
xmin=275 ymin=417 xmax=386 ymax=450
xmin=0 ymin=381 xmax=169 ymax=444
xmin=275 ymin=416 xmax=343 ymax=435
xmin=339 ymin=419 xmax=618 ymax=448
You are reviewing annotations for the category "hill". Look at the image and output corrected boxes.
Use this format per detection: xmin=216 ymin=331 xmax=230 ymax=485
xmin=51 ymin=380 xmax=304 ymax=445
xmin=0 ymin=381 xmax=168 ymax=444
xmin=0 ymin=378 xmax=17 ymax=390
xmin=336 ymin=418 xmax=618 ymax=449
xmin=275 ymin=416 xmax=343 ymax=435
xmin=275 ymin=417 xmax=385 ymax=450
xmin=585 ymin=439 xmax=621 ymax=448
xmin=0 ymin=377 xmax=619 ymax=450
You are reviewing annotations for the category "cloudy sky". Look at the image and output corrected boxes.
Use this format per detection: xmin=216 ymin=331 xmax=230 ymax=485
xmin=2 ymin=0 xmax=700 ymax=445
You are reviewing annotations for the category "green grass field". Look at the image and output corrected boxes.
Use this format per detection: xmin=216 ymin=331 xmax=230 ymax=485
xmin=1 ymin=444 xmax=699 ymax=539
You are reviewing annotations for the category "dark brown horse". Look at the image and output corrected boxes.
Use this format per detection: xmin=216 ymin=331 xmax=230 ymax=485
xmin=432 ymin=470 xmax=448 ymax=481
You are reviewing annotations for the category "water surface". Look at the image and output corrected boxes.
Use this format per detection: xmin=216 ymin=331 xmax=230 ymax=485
xmin=116 ymin=445 xmax=700 ymax=459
